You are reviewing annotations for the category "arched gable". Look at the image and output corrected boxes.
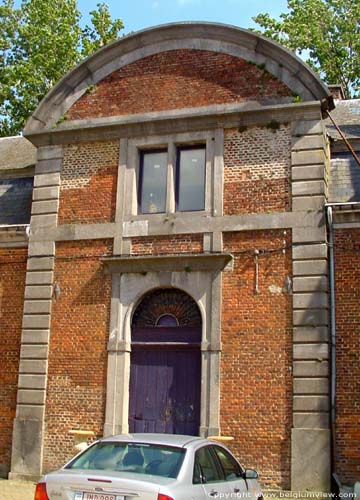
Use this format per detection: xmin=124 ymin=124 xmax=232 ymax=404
xmin=24 ymin=22 xmax=333 ymax=134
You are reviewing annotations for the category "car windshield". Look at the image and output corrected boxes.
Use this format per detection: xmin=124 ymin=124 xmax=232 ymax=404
xmin=65 ymin=441 xmax=186 ymax=479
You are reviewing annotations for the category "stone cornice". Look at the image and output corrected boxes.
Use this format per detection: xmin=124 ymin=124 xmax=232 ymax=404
xmin=25 ymin=101 xmax=324 ymax=147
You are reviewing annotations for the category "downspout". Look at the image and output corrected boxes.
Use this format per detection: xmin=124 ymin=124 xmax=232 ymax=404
xmin=326 ymin=206 xmax=337 ymax=486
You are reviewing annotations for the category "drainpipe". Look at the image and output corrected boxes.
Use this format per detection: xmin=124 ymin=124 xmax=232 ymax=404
xmin=326 ymin=206 xmax=337 ymax=486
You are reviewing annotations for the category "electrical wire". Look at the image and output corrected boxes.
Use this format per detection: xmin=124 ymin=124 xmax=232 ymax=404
xmin=1 ymin=239 xmax=360 ymax=267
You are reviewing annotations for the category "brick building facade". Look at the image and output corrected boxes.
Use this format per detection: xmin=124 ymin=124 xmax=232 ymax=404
xmin=0 ymin=23 xmax=359 ymax=492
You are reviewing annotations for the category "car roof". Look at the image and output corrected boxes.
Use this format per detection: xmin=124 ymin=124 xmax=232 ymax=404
xmin=100 ymin=433 xmax=207 ymax=448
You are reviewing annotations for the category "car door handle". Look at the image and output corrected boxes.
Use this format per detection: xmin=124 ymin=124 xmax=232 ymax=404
xmin=234 ymin=488 xmax=240 ymax=493
xmin=209 ymin=490 xmax=218 ymax=497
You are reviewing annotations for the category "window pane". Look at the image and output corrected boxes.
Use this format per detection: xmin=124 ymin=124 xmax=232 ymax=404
xmin=66 ymin=441 xmax=185 ymax=478
xmin=195 ymin=446 xmax=223 ymax=483
xmin=177 ymin=147 xmax=205 ymax=211
xmin=140 ymin=151 xmax=167 ymax=213
xmin=213 ymin=446 xmax=243 ymax=481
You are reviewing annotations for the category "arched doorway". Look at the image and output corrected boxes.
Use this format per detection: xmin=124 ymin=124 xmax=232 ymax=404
xmin=129 ymin=288 xmax=202 ymax=435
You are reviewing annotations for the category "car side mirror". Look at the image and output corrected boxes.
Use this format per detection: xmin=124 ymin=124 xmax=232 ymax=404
xmin=244 ymin=469 xmax=258 ymax=479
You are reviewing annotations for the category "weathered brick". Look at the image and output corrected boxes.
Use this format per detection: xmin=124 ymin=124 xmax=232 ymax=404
xmin=0 ymin=248 xmax=27 ymax=475
xmin=333 ymin=228 xmax=360 ymax=484
xmin=223 ymin=126 xmax=291 ymax=215
xmin=67 ymin=50 xmax=292 ymax=121
xmin=221 ymin=230 xmax=292 ymax=489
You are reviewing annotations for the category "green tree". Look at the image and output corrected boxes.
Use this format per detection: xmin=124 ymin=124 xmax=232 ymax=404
xmin=0 ymin=0 xmax=123 ymax=136
xmin=253 ymin=0 xmax=360 ymax=98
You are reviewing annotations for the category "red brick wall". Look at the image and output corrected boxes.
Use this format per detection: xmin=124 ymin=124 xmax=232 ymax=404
xmin=67 ymin=50 xmax=292 ymax=120
xmin=43 ymin=240 xmax=112 ymax=471
xmin=334 ymin=228 xmax=360 ymax=484
xmin=59 ymin=141 xmax=119 ymax=225
xmin=224 ymin=126 xmax=291 ymax=215
xmin=131 ymin=234 xmax=203 ymax=255
xmin=222 ymin=230 xmax=292 ymax=488
xmin=0 ymin=248 xmax=27 ymax=477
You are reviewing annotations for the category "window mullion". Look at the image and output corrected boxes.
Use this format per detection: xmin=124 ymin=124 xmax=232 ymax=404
xmin=167 ymin=142 xmax=176 ymax=214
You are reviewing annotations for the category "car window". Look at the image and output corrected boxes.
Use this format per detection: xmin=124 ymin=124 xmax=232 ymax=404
xmin=213 ymin=446 xmax=243 ymax=481
xmin=65 ymin=442 xmax=185 ymax=479
xmin=193 ymin=459 xmax=202 ymax=484
xmin=194 ymin=446 xmax=223 ymax=484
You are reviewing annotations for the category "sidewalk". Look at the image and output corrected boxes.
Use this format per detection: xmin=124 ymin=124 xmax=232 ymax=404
xmin=0 ymin=479 xmax=35 ymax=500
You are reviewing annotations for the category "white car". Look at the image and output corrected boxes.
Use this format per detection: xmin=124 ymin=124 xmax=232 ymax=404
xmin=34 ymin=433 xmax=263 ymax=500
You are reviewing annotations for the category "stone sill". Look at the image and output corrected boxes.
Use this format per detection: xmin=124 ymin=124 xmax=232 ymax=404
xmin=0 ymin=224 xmax=29 ymax=248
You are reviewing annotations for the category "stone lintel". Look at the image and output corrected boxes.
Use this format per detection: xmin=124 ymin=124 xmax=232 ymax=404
xmin=102 ymin=253 xmax=232 ymax=274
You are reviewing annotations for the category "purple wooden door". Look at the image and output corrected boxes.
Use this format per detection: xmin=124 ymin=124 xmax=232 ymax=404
xmin=129 ymin=327 xmax=201 ymax=435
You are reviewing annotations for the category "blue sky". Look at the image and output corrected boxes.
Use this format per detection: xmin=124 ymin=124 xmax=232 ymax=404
xmin=77 ymin=0 xmax=288 ymax=34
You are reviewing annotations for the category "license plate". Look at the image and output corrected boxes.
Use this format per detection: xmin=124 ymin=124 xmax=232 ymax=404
xmin=76 ymin=493 xmax=125 ymax=500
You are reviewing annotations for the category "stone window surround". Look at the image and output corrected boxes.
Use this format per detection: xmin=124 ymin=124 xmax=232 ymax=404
xmin=124 ymin=131 xmax=217 ymax=219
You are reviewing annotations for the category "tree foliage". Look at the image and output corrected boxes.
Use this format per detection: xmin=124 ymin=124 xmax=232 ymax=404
xmin=0 ymin=0 xmax=123 ymax=136
xmin=253 ymin=0 xmax=360 ymax=98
